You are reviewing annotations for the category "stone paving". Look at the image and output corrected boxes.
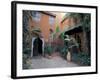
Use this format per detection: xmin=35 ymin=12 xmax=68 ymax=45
xmin=29 ymin=55 xmax=79 ymax=69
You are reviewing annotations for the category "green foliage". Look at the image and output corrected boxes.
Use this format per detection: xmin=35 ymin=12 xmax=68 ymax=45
xmin=79 ymin=53 xmax=90 ymax=66
xmin=44 ymin=45 xmax=53 ymax=55
xmin=63 ymin=13 xmax=91 ymax=64
xmin=72 ymin=52 xmax=91 ymax=66
xmin=23 ymin=54 xmax=28 ymax=64
xmin=56 ymin=25 xmax=60 ymax=33
xmin=23 ymin=54 xmax=30 ymax=69
xmin=64 ymin=13 xmax=91 ymax=31
xmin=23 ymin=11 xmax=30 ymax=54
xmin=59 ymin=32 xmax=65 ymax=40
xmin=52 ymin=33 xmax=56 ymax=39
xmin=51 ymin=25 xmax=60 ymax=40
xmin=82 ymin=14 xmax=91 ymax=31
xmin=60 ymin=46 xmax=68 ymax=59
xmin=23 ymin=48 xmax=31 ymax=56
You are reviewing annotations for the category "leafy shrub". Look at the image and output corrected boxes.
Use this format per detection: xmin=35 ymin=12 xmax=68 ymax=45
xmin=23 ymin=53 xmax=32 ymax=69
xmin=60 ymin=46 xmax=68 ymax=59
xmin=23 ymin=48 xmax=31 ymax=56
xmin=23 ymin=54 xmax=29 ymax=69
xmin=72 ymin=52 xmax=91 ymax=66
xmin=79 ymin=53 xmax=91 ymax=66
xmin=59 ymin=32 xmax=65 ymax=40
xmin=23 ymin=54 xmax=28 ymax=64
xmin=44 ymin=45 xmax=53 ymax=55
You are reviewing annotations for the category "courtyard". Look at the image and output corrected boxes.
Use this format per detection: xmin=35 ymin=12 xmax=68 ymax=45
xmin=30 ymin=56 xmax=79 ymax=69
xmin=23 ymin=11 xmax=91 ymax=69
xmin=23 ymin=53 xmax=79 ymax=69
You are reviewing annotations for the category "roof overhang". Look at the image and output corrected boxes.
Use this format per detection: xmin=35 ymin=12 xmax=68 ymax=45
xmin=63 ymin=23 xmax=83 ymax=34
xmin=40 ymin=11 xmax=56 ymax=17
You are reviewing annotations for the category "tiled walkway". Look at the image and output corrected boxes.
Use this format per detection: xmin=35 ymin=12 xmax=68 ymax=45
xmin=29 ymin=56 xmax=79 ymax=69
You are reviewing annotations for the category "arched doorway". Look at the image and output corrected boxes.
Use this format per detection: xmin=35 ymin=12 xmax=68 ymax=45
xmin=31 ymin=37 xmax=44 ymax=57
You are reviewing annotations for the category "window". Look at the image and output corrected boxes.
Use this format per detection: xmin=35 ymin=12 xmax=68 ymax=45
xmin=31 ymin=11 xmax=41 ymax=22
xmin=49 ymin=16 xmax=55 ymax=25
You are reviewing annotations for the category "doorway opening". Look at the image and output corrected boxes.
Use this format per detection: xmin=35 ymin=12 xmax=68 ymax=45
xmin=31 ymin=37 xmax=44 ymax=57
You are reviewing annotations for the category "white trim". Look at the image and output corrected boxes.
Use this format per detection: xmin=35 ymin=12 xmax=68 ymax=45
xmin=41 ymin=38 xmax=45 ymax=56
xmin=31 ymin=37 xmax=36 ymax=57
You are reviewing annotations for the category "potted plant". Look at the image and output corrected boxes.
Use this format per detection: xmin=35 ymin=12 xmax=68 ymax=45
xmin=44 ymin=44 xmax=53 ymax=59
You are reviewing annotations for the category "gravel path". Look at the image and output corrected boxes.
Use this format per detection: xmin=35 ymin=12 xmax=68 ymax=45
xmin=29 ymin=56 xmax=79 ymax=69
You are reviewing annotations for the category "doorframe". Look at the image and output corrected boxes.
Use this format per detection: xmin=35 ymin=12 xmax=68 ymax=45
xmin=31 ymin=37 xmax=44 ymax=57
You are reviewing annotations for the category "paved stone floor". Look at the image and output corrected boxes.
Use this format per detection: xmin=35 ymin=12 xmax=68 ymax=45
xmin=29 ymin=56 xmax=79 ymax=69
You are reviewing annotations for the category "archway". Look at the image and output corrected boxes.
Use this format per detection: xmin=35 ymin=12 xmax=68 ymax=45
xmin=31 ymin=37 xmax=44 ymax=57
